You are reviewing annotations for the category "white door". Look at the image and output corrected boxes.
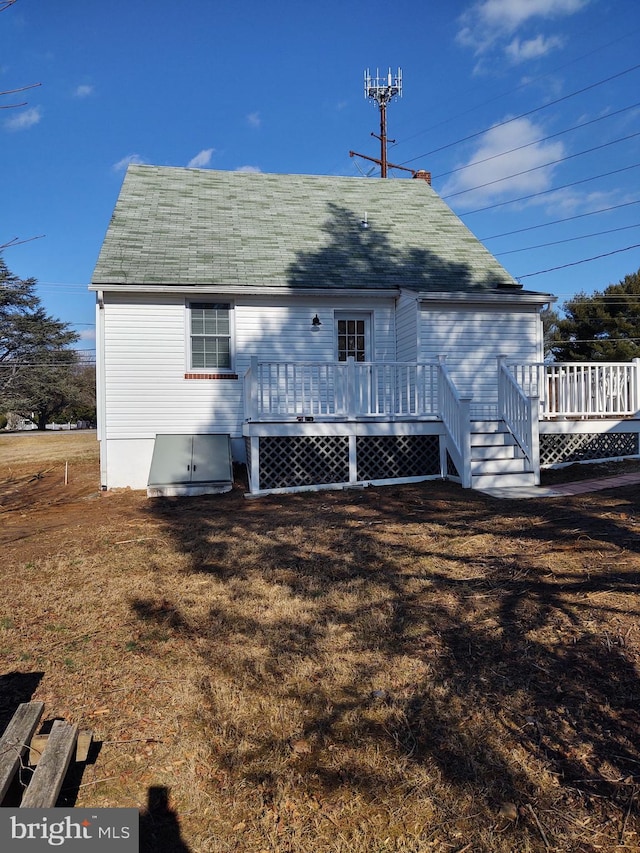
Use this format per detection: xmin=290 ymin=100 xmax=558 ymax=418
xmin=336 ymin=314 xmax=372 ymax=414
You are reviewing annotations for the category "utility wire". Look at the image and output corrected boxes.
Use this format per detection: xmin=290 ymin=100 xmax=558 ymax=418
xmin=495 ymin=223 xmax=640 ymax=257
xmin=549 ymin=337 xmax=640 ymax=343
xmin=389 ymin=25 xmax=640 ymax=152
xmin=560 ymin=296 xmax=640 ymax=303
xmin=480 ymin=199 xmax=640 ymax=241
xmin=460 ymin=162 xmax=640 ymax=216
xmin=432 ymin=101 xmax=640 ymax=181
xmin=399 ymin=61 xmax=640 ymax=165
xmin=516 ymin=242 xmax=640 ymax=279
xmin=442 ymin=130 xmax=640 ymax=200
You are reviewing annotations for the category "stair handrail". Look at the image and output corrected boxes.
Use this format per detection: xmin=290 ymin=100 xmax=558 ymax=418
xmin=438 ymin=356 xmax=472 ymax=487
xmin=498 ymin=357 xmax=540 ymax=485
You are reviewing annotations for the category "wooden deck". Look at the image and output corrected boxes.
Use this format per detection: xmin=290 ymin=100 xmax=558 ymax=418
xmin=242 ymin=358 xmax=640 ymax=495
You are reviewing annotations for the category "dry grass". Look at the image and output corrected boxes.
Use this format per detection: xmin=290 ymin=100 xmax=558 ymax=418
xmin=1 ymin=432 xmax=639 ymax=852
xmin=0 ymin=429 xmax=98 ymax=467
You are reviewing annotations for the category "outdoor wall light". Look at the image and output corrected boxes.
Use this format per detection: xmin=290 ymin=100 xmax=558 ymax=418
xmin=312 ymin=314 xmax=322 ymax=327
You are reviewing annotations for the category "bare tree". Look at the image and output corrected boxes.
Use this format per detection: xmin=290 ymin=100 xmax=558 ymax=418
xmin=1 ymin=0 xmax=41 ymax=109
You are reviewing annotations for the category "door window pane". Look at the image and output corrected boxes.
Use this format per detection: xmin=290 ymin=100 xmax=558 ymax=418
xmin=337 ymin=319 xmax=366 ymax=362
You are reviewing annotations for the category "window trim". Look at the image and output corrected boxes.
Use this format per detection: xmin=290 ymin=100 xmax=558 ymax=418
xmin=186 ymin=300 xmax=235 ymax=374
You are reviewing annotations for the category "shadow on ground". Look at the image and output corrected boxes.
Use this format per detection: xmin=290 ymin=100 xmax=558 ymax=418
xmin=135 ymin=477 xmax=640 ymax=850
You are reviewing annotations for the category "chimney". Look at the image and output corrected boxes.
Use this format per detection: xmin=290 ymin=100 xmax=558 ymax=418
xmin=412 ymin=170 xmax=432 ymax=185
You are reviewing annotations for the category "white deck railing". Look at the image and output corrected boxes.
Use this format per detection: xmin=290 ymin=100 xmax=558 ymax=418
xmin=244 ymin=357 xmax=441 ymax=420
xmin=438 ymin=357 xmax=472 ymax=487
xmin=509 ymin=359 xmax=640 ymax=419
xmin=498 ymin=358 xmax=540 ymax=482
xmin=245 ymin=357 xmax=640 ymax=423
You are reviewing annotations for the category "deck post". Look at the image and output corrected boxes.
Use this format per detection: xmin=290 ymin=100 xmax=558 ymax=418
xmin=460 ymin=397 xmax=473 ymax=488
xmin=250 ymin=435 xmax=260 ymax=493
xmin=246 ymin=357 xmax=259 ymax=421
xmin=348 ymin=434 xmax=358 ymax=483
xmin=529 ymin=395 xmax=541 ymax=485
xmin=346 ymin=356 xmax=357 ymax=420
xmin=497 ymin=355 xmax=508 ymax=417
xmin=633 ymin=358 xmax=640 ymax=414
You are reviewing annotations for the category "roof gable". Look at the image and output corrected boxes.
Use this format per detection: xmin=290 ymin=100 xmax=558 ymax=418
xmin=92 ymin=165 xmax=525 ymax=293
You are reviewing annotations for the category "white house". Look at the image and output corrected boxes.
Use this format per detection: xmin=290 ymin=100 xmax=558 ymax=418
xmin=90 ymin=165 xmax=640 ymax=496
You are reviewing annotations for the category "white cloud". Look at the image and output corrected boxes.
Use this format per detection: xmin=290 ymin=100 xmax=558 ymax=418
xmin=74 ymin=84 xmax=94 ymax=98
xmin=441 ymin=117 xmax=564 ymax=210
xmin=235 ymin=165 xmax=262 ymax=173
xmin=457 ymin=0 xmax=589 ymax=61
xmin=79 ymin=328 xmax=96 ymax=343
xmin=4 ymin=105 xmax=41 ymax=131
xmin=187 ymin=148 xmax=214 ymax=168
xmin=541 ymin=187 xmax=626 ymax=216
xmin=505 ymin=33 xmax=564 ymax=62
xmin=466 ymin=0 xmax=588 ymax=33
xmin=112 ymin=153 xmax=146 ymax=172
xmin=246 ymin=111 xmax=261 ymax=129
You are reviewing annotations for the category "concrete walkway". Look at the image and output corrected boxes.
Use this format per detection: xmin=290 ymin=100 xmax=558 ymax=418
xmin=481 ymin=472 xmax=640 ymax=500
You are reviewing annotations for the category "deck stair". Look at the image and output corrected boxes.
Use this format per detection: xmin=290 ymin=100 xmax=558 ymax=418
xmin=469 ymin=420 xmax=537 ymax=490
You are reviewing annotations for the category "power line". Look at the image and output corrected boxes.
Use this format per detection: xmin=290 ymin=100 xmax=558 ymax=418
xmin=442 ymin=130 xmax=640 ymax=201
xmin=562 ymin=297 xmax=640 ymax=303
xmin=516 ymin=242 xmax=640 ymax=279
xmin=0 ymin=361 xmax=95 ymax=367
xmin=494 ymin=224 xmax=640 ymax=257
xmin=479 ymin=199 xmax=640 ymax=241
xmin=399 ymin=61 xmax=640 ymax=166
xmin=550 ymin=337 xmax=640 ymax=344
xmin=389 ymin=25 xmax=640 ymax=153
xmin=460 ymin=162 xmax=640 ymax=216
xmin=432 ymin=101 xmax=640 ymax=182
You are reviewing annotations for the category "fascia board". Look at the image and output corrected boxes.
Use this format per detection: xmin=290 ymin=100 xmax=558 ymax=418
xmin=88 ymin=284 xmax=400 ymax=298
xmin=406 ymin=288 xmax=556 ymax=305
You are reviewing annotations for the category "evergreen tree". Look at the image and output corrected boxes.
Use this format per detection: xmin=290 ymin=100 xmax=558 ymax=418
xmin=0 ymin=256 xmax=83 ymax=428
xmin=551 ymin=269 xmax=640 ymax=362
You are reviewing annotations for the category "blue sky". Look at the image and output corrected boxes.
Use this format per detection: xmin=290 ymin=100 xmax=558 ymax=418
xmin=2 ymin=0 xmax=640 ymax=354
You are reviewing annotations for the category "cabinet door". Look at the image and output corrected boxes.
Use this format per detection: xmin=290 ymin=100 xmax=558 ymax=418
xmin=191 ymin=434 xmax=232 ymax=483
xmin=148 ymin=435 xmax=194 ymax=486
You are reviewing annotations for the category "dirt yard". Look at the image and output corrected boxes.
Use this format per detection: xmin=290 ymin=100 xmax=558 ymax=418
xmin=1 ymin=431 xmax=639 ymax=852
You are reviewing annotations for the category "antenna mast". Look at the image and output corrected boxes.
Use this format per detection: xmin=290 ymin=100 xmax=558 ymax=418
xmin=350 ymin=69 xmax=431 ymax=183
xmin=364 ymin=67 xmax=402 ymax=178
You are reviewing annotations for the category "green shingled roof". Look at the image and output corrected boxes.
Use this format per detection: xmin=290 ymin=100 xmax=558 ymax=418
xmin=92 ymin=165 xmax=522 ymax=292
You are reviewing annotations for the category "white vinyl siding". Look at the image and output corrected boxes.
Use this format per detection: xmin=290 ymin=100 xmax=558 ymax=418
xmin=396 ymin=290 xmax=418 ymax=362
xmin=233 ymin=298 xmax=396 ymax=365
xmin=418 ymin=304 xmax=542 ymax=406
xmin=102 ymin=296 xmax=242 ymax=440
xmin=101 ymin=294 xmax=398 ymax=444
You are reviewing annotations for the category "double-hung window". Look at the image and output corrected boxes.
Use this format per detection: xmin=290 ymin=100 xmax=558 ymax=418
xmin=190 ymin=302 xmax=232 ymax=370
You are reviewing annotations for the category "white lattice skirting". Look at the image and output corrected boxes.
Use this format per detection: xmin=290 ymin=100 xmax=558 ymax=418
xmin=540 ymin=431 xmax=639 ymax=466
xmin=246 ymin=433 xmax=441 ymax=493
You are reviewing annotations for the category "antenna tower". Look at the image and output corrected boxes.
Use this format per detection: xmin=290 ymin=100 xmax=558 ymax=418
xmin=349 ymin=69 xmax=431 ymax=183
xmin=364 ymin=67 xmax=402 ymax=178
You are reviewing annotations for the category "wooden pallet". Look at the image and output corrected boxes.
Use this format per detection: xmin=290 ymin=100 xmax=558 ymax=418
xmin=0 ymin=701 xmax=92 ymax=808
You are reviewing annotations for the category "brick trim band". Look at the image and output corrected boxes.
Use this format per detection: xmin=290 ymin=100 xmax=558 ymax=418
xmin=184 ymin=373 xmax=238 ymax=380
